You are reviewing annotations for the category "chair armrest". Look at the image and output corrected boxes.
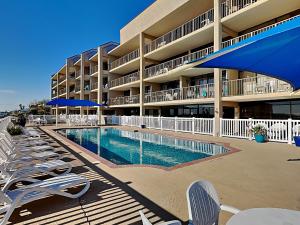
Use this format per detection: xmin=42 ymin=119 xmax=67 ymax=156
xmin=220 ymin=204 xmax=240 ymax=214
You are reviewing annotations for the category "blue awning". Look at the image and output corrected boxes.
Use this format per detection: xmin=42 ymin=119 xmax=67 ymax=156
xmin=47 ymin=98 xmax=105 ymax=107
xmin=194 ymin=16 xmax=300 ymax=90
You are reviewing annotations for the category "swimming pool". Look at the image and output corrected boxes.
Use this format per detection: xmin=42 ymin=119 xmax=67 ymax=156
xmin=61 ymin=128 xmax=229 ymax=168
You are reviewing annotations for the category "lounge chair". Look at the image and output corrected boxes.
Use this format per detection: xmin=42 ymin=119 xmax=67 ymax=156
xmin=187 ymin=180 xmax=240 ymax=225
xmin=0 ymin=173 xmax=90 ymax=225
xmin=0 ymin=159 xmax=72 ymax=185
xmin=139 ymin=211 xmax=181 ymax=225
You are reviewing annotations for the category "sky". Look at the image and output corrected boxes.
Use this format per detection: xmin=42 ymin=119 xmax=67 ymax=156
xmin=0 ymin=0 xmax=154 ymax=111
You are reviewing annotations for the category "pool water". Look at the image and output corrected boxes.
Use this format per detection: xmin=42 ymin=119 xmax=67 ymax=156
xmin=62 ymin=128 xmax=229 ymax=168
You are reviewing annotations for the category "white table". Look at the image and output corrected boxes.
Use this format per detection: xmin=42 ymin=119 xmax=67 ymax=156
xmin=227 ymin=208 xmax=300 ymax=225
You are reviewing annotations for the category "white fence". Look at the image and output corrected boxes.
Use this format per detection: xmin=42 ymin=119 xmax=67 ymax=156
xmin=221 ymin=118 xmax=300 ymax=144
xmin=104 ymin=115 xmax=214 ymax=136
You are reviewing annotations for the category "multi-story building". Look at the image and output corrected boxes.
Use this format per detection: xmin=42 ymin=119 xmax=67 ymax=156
xmin=51 ymin=0 xmax=300 ymax=135
xmin=51 ymin=42 xmax=118 ymax=116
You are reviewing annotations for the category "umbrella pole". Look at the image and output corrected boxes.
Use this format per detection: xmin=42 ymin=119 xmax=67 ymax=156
xmin=56 ymin=104 xmax=58 ymax=127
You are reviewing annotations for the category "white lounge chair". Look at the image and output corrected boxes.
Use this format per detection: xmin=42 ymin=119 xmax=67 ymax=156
xmin=0 ymin=173 xmax=90 ymax=225
xmin=0 ymin=159 xmax=72 ymax=185
xmin=139 ymin=211 xmax=181 ymax=225
xmin=187 ymin=180 xmax=240 ymax=225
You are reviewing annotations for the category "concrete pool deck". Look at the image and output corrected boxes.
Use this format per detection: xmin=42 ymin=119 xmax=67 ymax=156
xmin=10 ymin=125 xmax=300 ymax=224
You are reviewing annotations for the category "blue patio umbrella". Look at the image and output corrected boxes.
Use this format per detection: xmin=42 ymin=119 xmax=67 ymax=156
xmin=192 ymin=16 xmax=300 ymax=90
xmin=47 ymin=98 xmax=105 ymax=126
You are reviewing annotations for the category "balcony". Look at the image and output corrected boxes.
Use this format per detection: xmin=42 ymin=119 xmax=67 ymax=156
xmin=223 ymin=76 xmax=293 ymax=98
xmin=145 ymin=46 xmax=214 ymax=80
xmin=91 ymin=82 xmax=98 ymax=91
xmin=51 ymin=91 xmax=57 ymax=99
xmin=144 ymin=8 xmax=214 ymax=60
xmin=58 ymin=88 xmax=66 ymax=96
xmin=91 ymin=65 xmax=98 ymax=75
xmin=51 ymin=80 xmax=57 ymax=88
xmin=75 ymin=86 xmax=81 ymax=93
xmin=110 ymin=72 xmax=140 ymax=90
xmin=75 ymin=70 xmax=81 ymax=79
xmin=222 ymin=15 xmax=299 ymax=49
xmin=58 ymin=77 xmax=66 ymax=84
xmin=145 ymin=84 xmax=214 ymax=105
xmin=109 ymin=49 xmax=140 ymax=73
xmin=109 ymin=95 xmax=140 ymax=106
xmin=221 ymin=0 xmax=258 ymax=18
xmin=84 ymin=85 xmax=91 ymax=92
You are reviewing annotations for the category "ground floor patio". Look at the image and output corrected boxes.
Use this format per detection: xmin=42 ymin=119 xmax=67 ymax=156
xmin=10 ymin=125 xmax=300 ymax=224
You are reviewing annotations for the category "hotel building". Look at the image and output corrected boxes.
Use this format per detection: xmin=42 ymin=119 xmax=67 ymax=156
xmin=51 ymin=0 xmax=300 ymax=134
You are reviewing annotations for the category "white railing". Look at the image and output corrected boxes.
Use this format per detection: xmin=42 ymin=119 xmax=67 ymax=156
xmin=105 ymin=116 xmax=215 ymax=136
xmin=145 ymin=46 xmax=214 ymax=78
xmin=221 ymin=118 xmax=300 ymax=144
xmin=110 ymin=49 xmax=140 ymax=70
xmin=223 ymin=76 xmax=292 ymax=97
xmin=109 ymin=95 xmax=140 ymax=106
xmin=222 ymin=15 xmax=299 ymax=48
xmin=145 ymin=8 xmax=214 ymax=54
xmin=110 ymin=71 xmax=140 ymax=88
xmin=145 ymin=84 xmax=214 ymax=103
xmin=221 ymin=0 xmax=258 ymax=18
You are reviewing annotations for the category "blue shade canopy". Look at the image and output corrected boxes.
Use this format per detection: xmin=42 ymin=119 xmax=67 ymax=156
xmin=47 ymin=98 xmax=104 ymax=107
xmin=194 ymin=16 xmax=300 ymax=90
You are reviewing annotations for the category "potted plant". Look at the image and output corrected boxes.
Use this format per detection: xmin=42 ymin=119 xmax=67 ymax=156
xmin=250 ymin=125 xmax=267 ymax=143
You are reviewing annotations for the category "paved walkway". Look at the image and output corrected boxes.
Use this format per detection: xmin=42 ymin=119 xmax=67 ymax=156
xmin=8 ymin=125 xmax=300 ymax=225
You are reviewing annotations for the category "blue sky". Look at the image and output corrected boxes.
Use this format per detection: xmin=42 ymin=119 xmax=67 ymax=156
xmin=0 ymin=0 xmax=154 ymax=111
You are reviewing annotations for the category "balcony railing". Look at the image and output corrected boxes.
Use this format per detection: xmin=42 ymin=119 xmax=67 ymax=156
xmin=222 ymin=15 xmax=299 ymax=49
xmin=110 ymin=95 xmax=140 ymax=106
xmin=221 ymin=0 xmax=258 ymax=18
xmin=144 ymin=84 xmax=214 ymax=103
xmin=110 ymin=71 xmax=140 ymax=88
xmin=58 ymin=77 xmax=66 ymax=84
xmin=52 ymin=80 xmax=57 ymax=87
xmin=145 ymin=46 xmax=214 ymax=78
xmin=75 ymin=86 xmax=81 ymax=92
xmin=144 ymin=8 xmax=214 ymax=54
xmin=223 ymin=76 xmax=292 ymax=97
xmin=91 ymin=82 xmax=98 ymax=90
xmin=75 ymin=70 xmax=81 ymax=79
xmin=91 ymin=65 xmax=98 ymax=74
xmin=58 ymin=88 xmax=66 ymax=95
xmin=110 ymin=49 xmax=140 ymax=70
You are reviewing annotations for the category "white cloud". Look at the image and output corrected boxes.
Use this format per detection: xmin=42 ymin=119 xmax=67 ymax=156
xmin=0 ymin=89 xmax=16 ymax=94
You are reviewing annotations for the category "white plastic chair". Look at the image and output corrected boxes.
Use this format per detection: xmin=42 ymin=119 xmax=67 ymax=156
xmin=187 ymin=180 xmax=240 ymax=225
xmin=0 ymin=173 xmax=90 ymax=225
xmin=139 ymin=211 xmax=181 ymax=225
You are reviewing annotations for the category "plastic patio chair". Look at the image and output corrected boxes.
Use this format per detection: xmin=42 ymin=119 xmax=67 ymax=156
xmin=139 ymin=211 xmax=181 ymax=225
xmin=186 ymin=180 xmax=240 ymax=225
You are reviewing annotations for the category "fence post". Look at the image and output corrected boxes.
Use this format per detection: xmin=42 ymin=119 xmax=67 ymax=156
xmin=219 ymin=118 xmax=222 ymax=137
xmin=288 ymin=118 xmax=292 ymax=144
xmin=175 ymin=117 xmax=178 ymax=132
xmin=160 ymin=116 xmax=163 ymax=130
xmin=192 ymin=117 xmax=195 ymax=134
xmin=248 ymin=118 xmax=253 ymax=141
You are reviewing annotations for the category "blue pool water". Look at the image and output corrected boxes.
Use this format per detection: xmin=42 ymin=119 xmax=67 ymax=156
xmin=61 ymin=128 xmax=229 ymax=168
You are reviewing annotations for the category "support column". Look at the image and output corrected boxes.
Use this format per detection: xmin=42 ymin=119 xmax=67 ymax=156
xmin=97 ymin=47 xmax=103 ymax=124
xmin=80 ymin=54 xmax=84 ymax=115
xmin=66 ymin=59 xmax=70 ymax=115
xmin=139 ymin=33 xmax=145 ymax=118
xmin=214 ymin=0 xmax=223 ymax=136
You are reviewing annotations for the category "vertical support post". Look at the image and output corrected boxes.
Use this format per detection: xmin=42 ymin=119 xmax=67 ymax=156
xmin=288 ymin=118 xmax=292 ymax=144
xmin=160 ymin=116 xmax=163 ymax=130
xmin=219 ymin=117 xmax=222 ymax=137
xmin=213 ymin=0 xmax=223 ymax=137
xmin=139 ymin=33 xmax=145 ymax=126
xmin=97 ymin=46 xmax=103 ymax=125
xmin=248 ymin=118 xmax=253 ymax=141
xmin=80 ymin=53 xmax=84 ymax=116
xmin=175 ymin=116 xmax=178 ymax=132
xmin=192 ymin=117 xmax=195 ymax=134
xmin=55 ymin=105 xmax=58 ymax=127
